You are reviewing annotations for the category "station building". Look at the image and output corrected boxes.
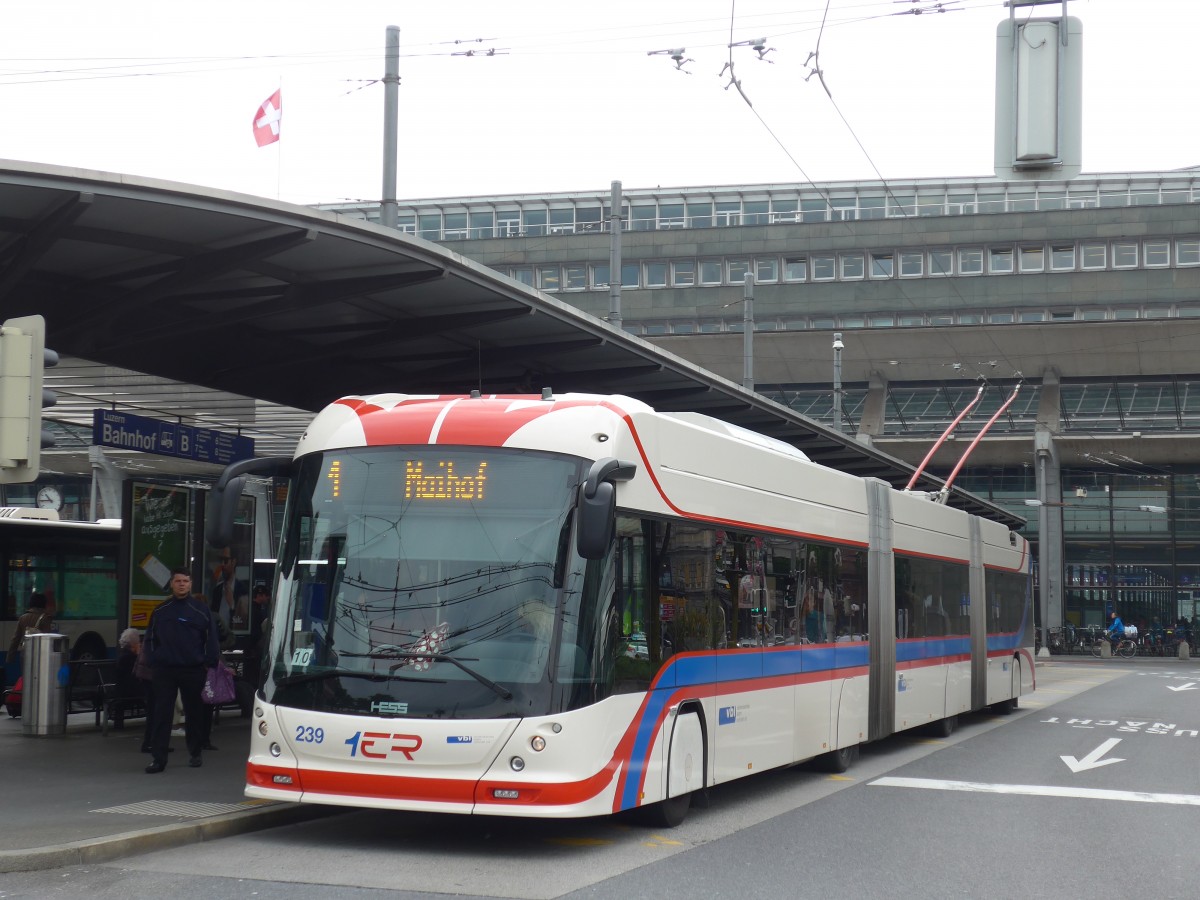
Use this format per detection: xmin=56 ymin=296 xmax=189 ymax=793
xmin=320 ymin=168 xmax=1200 ymax=639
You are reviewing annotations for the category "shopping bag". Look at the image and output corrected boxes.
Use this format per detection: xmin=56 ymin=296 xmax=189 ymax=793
xmin=202 ymin=661 xmax=237 ymax=705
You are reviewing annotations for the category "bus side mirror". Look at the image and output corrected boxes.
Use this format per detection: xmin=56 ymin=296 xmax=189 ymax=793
xmin=205 ymin=455 xmax=293 ymax=548
xmin=206 ymin=475 xmax=247 ymax=549
xmin=577 ymin=479 xmax=615 ymax=560
xmin=575 ymin=457 xmax=637 ymax=560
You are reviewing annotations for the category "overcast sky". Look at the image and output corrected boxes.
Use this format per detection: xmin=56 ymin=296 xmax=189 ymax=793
xmin=0 ymin=0 xmax=1195 ymax=206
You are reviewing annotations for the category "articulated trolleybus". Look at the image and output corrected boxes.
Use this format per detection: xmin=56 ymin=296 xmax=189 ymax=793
xmin=215 ymin=392 xmax=1032 ymax=826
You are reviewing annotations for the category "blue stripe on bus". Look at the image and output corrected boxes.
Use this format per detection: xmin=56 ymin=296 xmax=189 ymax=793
xmin=987 ymin=631 xmax=1025 ymax=652
xmin=897 ymin=637 xmax=972 ymax=661
xmin=617 ymin=632 xmax=1022 ymax=810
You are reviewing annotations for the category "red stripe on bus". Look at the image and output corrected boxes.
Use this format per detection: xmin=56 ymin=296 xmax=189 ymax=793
xmin=246 ymin=762 xmax=300 ymax=791
xmin=337 ymin=396 xmax=447 ymax=445
xmin=297 ymin=766 xmax=477 ymax=804
xmin=434 ymin=399 xmax=596 ymax=445
xmin=476 ymin=758 xmax=621 ymax=807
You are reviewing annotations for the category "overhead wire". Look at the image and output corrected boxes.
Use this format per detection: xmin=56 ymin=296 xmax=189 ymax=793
xmin=688 ymin=0 xmax=1031 ymax=409
xmin=673 ymin=0 xmax=1194 ymax=456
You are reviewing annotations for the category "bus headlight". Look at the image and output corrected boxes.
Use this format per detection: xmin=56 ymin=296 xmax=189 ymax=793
xmin=269 ymin=742 xmax=282 ymax=758
xmin=258 ymin=721 xmax=269 ymax=736
xmin=510 ymin=756 xmax=525 ymax=772
xmin=530 ymin=735 xmax=546 ymax=752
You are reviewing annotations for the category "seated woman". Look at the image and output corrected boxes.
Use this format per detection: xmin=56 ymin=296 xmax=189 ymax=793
xmin=115 ymin=628 xmax=143 ymax=699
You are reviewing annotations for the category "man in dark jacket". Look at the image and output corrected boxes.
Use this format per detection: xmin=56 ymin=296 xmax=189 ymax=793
xmin=143 ymin=568 xmax=220 ymax=773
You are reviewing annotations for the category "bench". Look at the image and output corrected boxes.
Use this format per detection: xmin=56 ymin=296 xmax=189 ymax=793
xmin=67 ymin=659 xmax=110 ymax=725
xmin=69 ymin=659 xmax=147 ymax=734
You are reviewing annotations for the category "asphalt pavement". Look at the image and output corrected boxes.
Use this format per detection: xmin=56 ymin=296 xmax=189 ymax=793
xmin=0 ymin=703 xmax=334 ymax=873
xmin=1 ymin=651 xmax=1184 ymax=875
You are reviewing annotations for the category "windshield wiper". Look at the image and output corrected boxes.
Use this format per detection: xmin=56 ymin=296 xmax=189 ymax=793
xmin=355 ymin=651 xmax=513 ymax=701
xmin=274 ymin=668 xmax=444 ymax=687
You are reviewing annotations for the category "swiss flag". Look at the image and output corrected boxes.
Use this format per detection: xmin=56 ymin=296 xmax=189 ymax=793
xmin=252 ymin=90 xmax=282 ymax=147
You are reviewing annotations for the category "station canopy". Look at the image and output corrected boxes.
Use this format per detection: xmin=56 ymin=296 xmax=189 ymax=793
xmin=0 ymin=160 xmax=1020 ymax=526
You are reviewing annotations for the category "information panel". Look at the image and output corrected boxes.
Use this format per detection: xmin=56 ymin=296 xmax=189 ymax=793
xmin=93 ymin=409 xmax=254 ymax=465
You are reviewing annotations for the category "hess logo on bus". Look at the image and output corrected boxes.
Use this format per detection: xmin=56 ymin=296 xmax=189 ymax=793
xmin=345 ymin=730 xmax=423 ymax=761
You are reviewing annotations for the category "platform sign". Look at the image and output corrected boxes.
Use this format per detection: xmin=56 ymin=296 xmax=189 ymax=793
xmin=93 ymin=409 xmax=254 ymax=465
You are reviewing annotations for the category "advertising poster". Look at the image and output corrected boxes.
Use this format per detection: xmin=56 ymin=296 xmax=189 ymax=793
xmin=204 ymin=494 xmax=256 ymax=635
xmin=128 ymin=483 xmax=191 ymax=629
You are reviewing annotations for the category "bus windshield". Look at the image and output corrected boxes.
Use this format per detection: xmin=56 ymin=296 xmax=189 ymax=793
xmin=264 ymin=447 xmax=588 ymax=719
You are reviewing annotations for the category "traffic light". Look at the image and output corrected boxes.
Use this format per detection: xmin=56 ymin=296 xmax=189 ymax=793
xmin=0 ymin=314 xmax=57 ymax=484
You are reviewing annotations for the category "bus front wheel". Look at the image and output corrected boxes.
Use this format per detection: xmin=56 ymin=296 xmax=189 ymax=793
xmin=634 ymin=791 xmax=692 ymax=828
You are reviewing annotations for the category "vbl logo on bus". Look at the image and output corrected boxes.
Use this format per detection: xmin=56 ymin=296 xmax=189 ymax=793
xmin=345 ymin=730 xmax=423 ymax=761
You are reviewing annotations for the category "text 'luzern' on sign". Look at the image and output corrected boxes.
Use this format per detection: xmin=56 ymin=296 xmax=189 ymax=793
xmin=92 ymin=409 xmax=254 ymax=465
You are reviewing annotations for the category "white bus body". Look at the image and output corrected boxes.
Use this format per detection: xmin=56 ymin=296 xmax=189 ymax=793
xmin=241 ymin=393 xmax=1032 ymax=822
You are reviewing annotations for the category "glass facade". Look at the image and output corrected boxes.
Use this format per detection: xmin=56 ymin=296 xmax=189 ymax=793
xmin=954 ymin=468 xmax=1200 ymax=633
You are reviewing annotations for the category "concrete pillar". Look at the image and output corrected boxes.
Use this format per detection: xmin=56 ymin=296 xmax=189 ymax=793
xmin=1179 ymin=641 xmax=1190 ymax=661
xmin=1100 ymin=640 xmax=1112 ymax=658
xmin=88 ymin=446 xmax=124 ymax=521
xmin=856 ymin=371 xmax=888 ymax=445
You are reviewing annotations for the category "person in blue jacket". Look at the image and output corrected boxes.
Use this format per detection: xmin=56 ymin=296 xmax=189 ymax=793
xmin=143 ymin=568 xmax=220 ymax=774
xmin=1106 ymin=611 xmax=1125 ymax=649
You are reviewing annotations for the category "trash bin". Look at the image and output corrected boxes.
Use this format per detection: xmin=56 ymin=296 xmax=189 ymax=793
xmin=22 ymin=632 xmax=69 ymax=736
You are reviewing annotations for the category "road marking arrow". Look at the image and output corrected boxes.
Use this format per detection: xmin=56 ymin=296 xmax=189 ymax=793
xmin=1167 ymin=683 xmax=1198 ymax=692
xmin=1061 ymin=738 xmax=1125 ymax=773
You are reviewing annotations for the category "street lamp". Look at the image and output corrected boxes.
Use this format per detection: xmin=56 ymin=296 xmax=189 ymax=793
xmin=832 ymin=332 xmax=844 ymax=433
xmin=722 ymin=274 xmax=755 ymax=391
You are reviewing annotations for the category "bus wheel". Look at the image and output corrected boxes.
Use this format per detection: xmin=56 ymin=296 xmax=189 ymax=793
xmin=70 ymin=633 xmax=108 ymax=661
xmin=923 ymin=715 xmax=957 ymax=738
xmin=990 ymin=660 xmax=1022 ymax=714
xmin=635 ymin=791 xmax=692 ymax=828
xmin=817 ymin=743 xmax=859 ymax=773
xmin=990 ymin=697 xmax=1018 ymax=715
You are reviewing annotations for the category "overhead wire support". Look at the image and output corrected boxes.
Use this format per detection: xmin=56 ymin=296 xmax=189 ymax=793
xmin=891 ymin=0 xmax=963 ymax=14
xmin=648 ymin=47 xmax=693 ymax=72
xmin=729 ymin=37 xmax=775 ymax=63
xmin=451 ymin=47 xmax=507 ymax=57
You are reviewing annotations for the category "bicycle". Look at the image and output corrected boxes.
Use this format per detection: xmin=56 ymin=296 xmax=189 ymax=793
xmin=1091 ymin=634 xmax=1136 ymax=659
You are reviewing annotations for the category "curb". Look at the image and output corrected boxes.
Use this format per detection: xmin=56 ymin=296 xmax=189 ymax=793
xmin=0 ymin=801 xmax=340 ymax=874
